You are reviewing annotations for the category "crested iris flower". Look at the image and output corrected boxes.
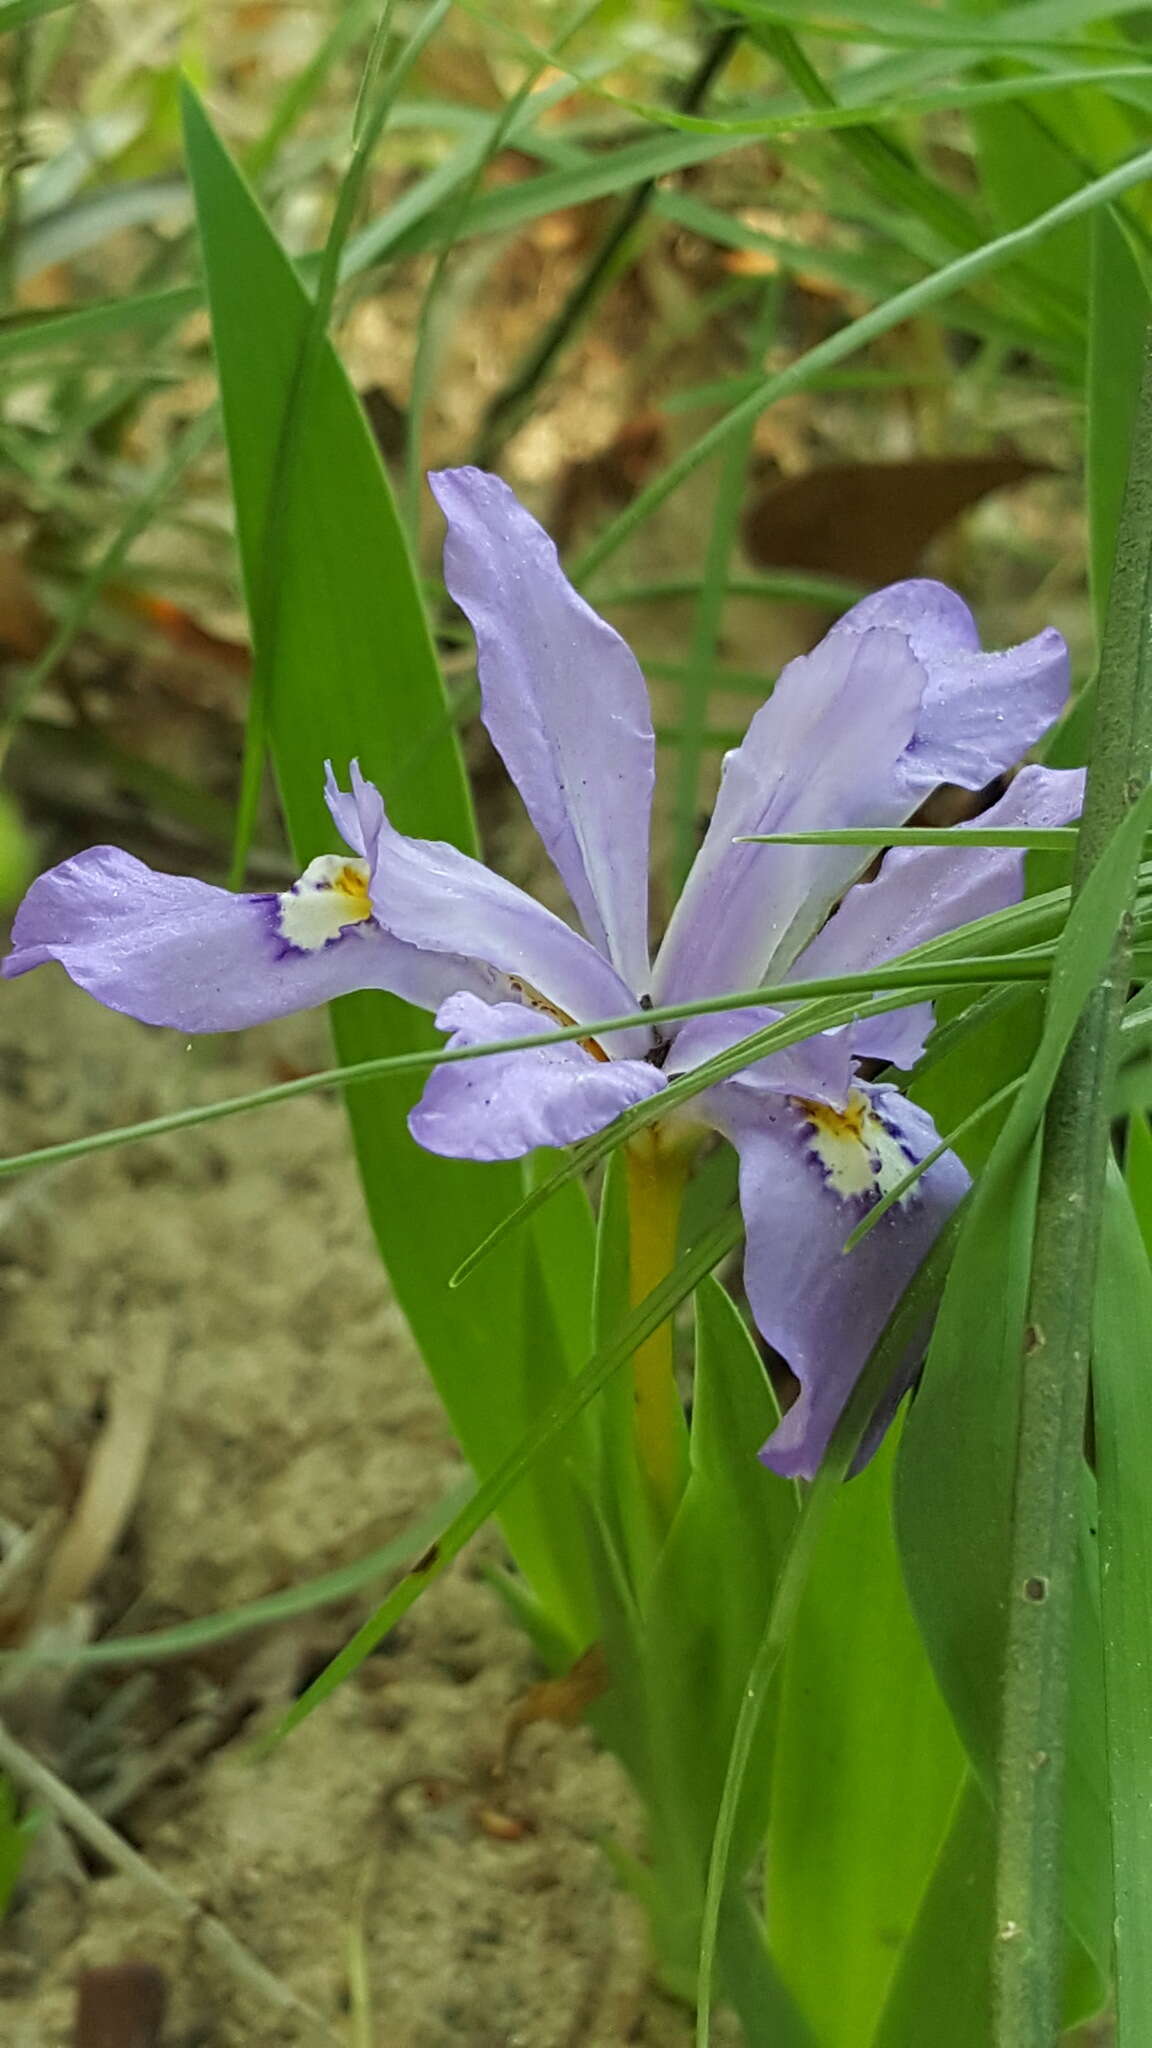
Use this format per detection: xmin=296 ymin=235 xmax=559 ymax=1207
xmin=2 ymin=469 xmax=1083 ymax=1478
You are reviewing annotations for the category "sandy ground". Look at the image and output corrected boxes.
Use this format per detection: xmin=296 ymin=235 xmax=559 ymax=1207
xmin=0 ymin=959 xmax=731 ymax=2047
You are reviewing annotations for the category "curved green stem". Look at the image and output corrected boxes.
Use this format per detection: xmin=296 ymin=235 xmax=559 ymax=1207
xmin=626 ymin=1129 xmax=692 ymax=1529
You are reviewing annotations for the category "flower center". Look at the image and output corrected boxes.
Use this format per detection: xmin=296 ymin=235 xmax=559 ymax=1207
xmin=793 ymin=1088 xmax=917 ymax=1204
xmin=276 ymin=856 xmax=374 ymax=953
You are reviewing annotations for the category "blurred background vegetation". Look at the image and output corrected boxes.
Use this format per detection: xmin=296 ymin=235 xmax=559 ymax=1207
xmin=1 ymin=3 xmax=1149 ymax=2042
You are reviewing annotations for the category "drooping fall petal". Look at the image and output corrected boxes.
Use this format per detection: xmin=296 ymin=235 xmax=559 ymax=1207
xmin=0 ymin=844 xmax=468 ymax=1030
xmin=408 ymin=992 xmax=666 ymax=1161
xmin=712 ymin=1079 xmax=970 ymax=1479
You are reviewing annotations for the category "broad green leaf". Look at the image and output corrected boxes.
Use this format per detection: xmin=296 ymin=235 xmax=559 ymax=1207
xmin=180 ymin=85 xmax=594 ymax=1643
xmin=647 ymin=1276 xmax=795 ymax=1880
xmin=872 ymin=1778 xmax=995 ymax=2048
xmin=767 ymin=1430 xmax=965 ymax=2046
xmin=969 ymin=100 xmax=1087 ymax=312
xmin=873 ymin=1778 xmax=1105 ymax=2046
xmin=696 ymin=1217 xmax=965 ymax=2048
xmin=1095 ymin=1162 xmax=1152 ymax=2045
xmin=1087 ymin=209 xmax=1150 ymax=634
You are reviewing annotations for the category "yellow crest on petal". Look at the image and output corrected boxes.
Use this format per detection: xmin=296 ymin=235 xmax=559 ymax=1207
xmin=276 ymin=856 xmax=373 ymax=953
xmin=794 ymin=1089 xmax=915 ymax=1204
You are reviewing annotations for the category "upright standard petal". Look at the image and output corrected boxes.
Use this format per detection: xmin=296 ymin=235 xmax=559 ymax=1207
xmin=713 ymin=1080 xmax=969 ymax=1479
xmin=355 ymin=762 xmax=649 ymax=1052
xmin=429 ymin=468 xmax=654 ymax=991
xmin=652 ymin=625 xmax=927 ymax=1003
xmin=408 ymin=992 xmax=667 ymax=1162
xmin=792 ymin=763 xmax=1086 ymax=1068
xmin=1 ymin=845 xmax=476 ymax=1030
xmin=831 ymin=579 xmax=1070 ymax=791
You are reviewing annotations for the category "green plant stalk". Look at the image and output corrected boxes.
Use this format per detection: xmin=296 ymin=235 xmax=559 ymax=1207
xmin=625 ymin=1128 xmax=692 ymax=1527
xmin=993 ymin=327 xmax=1152 ymax=2046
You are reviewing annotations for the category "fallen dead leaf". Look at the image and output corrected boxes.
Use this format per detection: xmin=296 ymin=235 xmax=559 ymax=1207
xmin=743 ymin=451 xmax=1048 ymax=585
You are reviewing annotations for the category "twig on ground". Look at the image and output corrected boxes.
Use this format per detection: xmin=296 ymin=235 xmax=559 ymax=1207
xmin=0 ymin=1718 xmax=342 ymax=2045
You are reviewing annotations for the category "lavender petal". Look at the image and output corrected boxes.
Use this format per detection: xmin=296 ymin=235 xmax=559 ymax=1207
xmin=430 ymin=468 xmax=654 ymax=989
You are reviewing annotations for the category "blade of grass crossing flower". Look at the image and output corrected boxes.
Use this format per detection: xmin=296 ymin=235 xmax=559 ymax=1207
xmin=0 ymin=950 xmax=1064 ymax=1192
xmin=766 ymin=1429 xmax=965 ymax=2047
xmin=264 ymin=1207 xmax=745 ymax=1749
xmin=1095 ymin=1161 xmax=1152 ymax=2046
xmin=694 ymin=1214 xmax=963 ymax=2048
xmin=182 ymin=88 xmax=596 ymax=1644
xmin=1086 ymin=208 xmax=1149 ymax=636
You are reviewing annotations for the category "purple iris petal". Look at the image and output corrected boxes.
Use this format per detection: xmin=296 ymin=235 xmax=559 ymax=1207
xmin=338 ymin=761 xmax=649 ymax=1051
xmin=652 ymin=626 xmax=927 ymax=1003
xmin=793 ymin=764 xmax=1086 ymax=1069
xmin=831 ymin=580 xmax=1070 ymax=792
xmin=0 ymin=845 xmax=468 ymax=1030
xmin=667 ymin=1005 xmax=856 ymax=1104
xmin=408 ymin=992 xmax=666 ymax=1161
xmin=430 ymin=467 xmax=654 ymax=991
xmin=712 ymin=1080 xmax=970 ymax=1479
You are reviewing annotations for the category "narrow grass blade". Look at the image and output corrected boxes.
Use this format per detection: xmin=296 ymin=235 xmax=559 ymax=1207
xmin=0 ymin=1483 xmax=472 ymax=1669
xmin=695 ymin=1216 xmax=963 ymax=2047
xmin=766 ymin=1431 xmax=965 ymax=2045
xmin=574 ymin=146 xmax=1152 ymax=583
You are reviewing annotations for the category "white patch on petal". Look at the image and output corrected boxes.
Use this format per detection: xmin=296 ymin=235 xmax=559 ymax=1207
xmin=793 ymin=1088 xmax=917 ymax=1204
xmin=276 ymin=856 xmax=374 ymax=953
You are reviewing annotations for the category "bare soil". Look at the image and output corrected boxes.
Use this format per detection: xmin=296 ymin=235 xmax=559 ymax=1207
xmin=0 ymin=958 xmax=723 ymax=2048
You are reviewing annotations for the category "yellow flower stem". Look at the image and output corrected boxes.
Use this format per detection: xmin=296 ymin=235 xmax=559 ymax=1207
xmin=625 ymin=1128 xmax=692 ymax=1531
